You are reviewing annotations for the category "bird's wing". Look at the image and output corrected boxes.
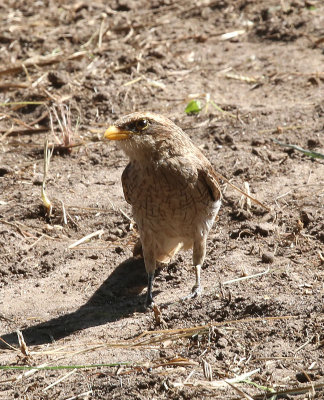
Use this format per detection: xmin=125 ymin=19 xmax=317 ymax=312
xmin=159 ymin=155 xmax=221 ymax=202
xmin=158 ymin=156 xmax=198 ymax=186
xmin=121 ymin=162 xmax=133 ymax=204
xmin=198 ymin=166 xmax=222 ymax=202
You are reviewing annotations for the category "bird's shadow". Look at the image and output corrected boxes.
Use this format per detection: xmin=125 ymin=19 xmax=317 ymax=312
xmin=1 ymin=257 xmax=159 ymax=348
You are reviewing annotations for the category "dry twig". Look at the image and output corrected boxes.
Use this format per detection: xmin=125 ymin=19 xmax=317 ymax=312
xmin=41 ymin=139 xmax=54 ymax=216
xmin=0 ymin=51 xmax=87 ymax=77
xmin=68 ymin=229 xmax=105 ymax=249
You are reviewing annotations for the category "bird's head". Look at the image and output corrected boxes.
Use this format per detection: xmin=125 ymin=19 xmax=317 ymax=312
xmin=104 ymin=112 xmax=191 ymax=161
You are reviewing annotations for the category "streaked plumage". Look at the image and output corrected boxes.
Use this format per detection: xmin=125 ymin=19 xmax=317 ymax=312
xmin=104 ymin=112 xmax=221 ymax=307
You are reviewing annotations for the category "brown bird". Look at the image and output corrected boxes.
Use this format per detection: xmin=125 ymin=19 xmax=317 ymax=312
xmin=104 ymin=112 xmax=221 ymax=307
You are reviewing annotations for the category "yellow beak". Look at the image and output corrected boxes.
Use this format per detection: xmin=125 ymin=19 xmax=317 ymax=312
xmin=104 ymin=125 xmax=131 ymax=140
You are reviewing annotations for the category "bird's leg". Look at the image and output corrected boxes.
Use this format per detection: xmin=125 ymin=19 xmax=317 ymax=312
xmin=141 ymin=234 xmax=156 ymax=308
xmin=145 ymin=272 xmax=155 ymax=308
xmin=182 ymin=236 xmax=206 ymax=301
xmin=182 ymin=264 xmax=202 ymax=300
xmin=192 ymin=263 xmax=202 ymax=297
xmin=191 ymin=235 xmax=206 ymax=296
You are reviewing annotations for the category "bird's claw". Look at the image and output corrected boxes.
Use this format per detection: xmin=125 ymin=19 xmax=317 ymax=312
xmin=192 ymin=284 xmax=202 ymax=297
xmin=181 ymin=284 xmax=202 ymax=302
xmin=145 ymin=295 xmax=154 ymax=309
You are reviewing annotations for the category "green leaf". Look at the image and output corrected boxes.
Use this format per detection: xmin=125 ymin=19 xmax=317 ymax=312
xmin=185 ymin=100 xmax=202 ymax=115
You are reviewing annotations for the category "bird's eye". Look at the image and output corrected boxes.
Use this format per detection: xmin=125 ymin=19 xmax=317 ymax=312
xmin=135 ymin=119 xmax=149 ymax=131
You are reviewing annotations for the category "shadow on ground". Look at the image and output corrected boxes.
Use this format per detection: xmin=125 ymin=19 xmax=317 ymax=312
xmin=1 ymin=257 xmax=157 ymax=347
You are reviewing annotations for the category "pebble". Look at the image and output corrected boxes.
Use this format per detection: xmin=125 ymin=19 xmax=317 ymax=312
xmin=261 ymin=252 xmax=274 ymax=264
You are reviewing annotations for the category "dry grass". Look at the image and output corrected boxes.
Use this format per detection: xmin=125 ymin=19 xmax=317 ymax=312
xmin=2 ymin=316 xmax=324 ymax=399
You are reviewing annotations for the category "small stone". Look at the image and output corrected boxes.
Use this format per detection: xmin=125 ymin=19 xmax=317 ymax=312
xmin=48 ymin=71 xmax=66 ymax=88
xmin=115 ymin=246 xmax=124 ymax=254
xmin=261 ymin=252 xmax=274 ymax=264
xmin=300 ymin=209 xmax=313 ymax=226
xmin=217 ymin=337 xmax=228 ymax=348
xmin=307 ymin=138 xmax=320 ymax=149
xmin=201 ymin=7 xmax=211 ymax=19
xmin=0 ymin=166 xmax=13 ymax=176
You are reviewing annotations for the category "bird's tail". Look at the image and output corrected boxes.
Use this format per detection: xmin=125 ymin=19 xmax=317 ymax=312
xmin=133 ymin=239 xmax=185 ymax=264
xmin=156 ymin=243 xmax=183 ymax=263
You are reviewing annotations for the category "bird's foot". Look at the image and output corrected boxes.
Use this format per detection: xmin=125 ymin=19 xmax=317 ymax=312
xmin=181 ymin=284 xmax=202 ymax=302
xmin=145 ymin=294 xmax=154 ymax=309
xmin=145 ymin=272 xmax=155 ymax=309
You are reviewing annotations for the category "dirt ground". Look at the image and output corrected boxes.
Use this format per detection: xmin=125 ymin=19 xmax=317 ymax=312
xmin=1 ymin=0 xmax=324 ymax=398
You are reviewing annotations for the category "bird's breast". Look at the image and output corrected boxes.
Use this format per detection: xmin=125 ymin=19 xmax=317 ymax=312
xmin=122 ymin=162 xmax=219 ymax=237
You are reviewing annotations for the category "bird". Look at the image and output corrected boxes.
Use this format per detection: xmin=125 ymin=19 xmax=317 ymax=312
xmin=104 ymin=112 xmax=221 ymax=307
